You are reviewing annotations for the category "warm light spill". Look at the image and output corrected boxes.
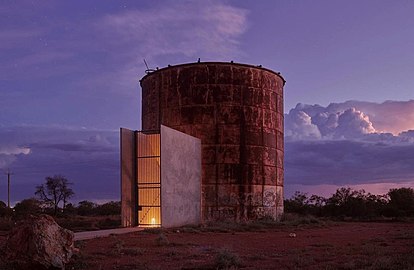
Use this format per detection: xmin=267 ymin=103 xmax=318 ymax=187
xmin=137 ymin=132 xmax=161 ymax=227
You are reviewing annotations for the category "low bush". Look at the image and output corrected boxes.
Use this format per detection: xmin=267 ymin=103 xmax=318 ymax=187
xmin=155 ymin=233 xmax=170 ymax=246
xmin=281 ymin=213 xmax=322 ymax=226
xmin=97 ymin=217 xmax=121 ymax=229
xmin=66 ymin=252 xmax=91 ymax=270
xmin=0 ymin=218 xmax=13 ymax=231
xmin=214 ymin=248 xmax=242 ymax=270
xmin=56 ymin=216 xmax=98 ymax=232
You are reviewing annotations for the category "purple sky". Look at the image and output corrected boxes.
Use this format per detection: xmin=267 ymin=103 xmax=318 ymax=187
xmin=1 ymin=0 xmax=414 ymax=203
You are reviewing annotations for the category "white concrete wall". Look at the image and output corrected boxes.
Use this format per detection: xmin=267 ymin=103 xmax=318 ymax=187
xmin=161 ymin=125 xmax=201 ymax=228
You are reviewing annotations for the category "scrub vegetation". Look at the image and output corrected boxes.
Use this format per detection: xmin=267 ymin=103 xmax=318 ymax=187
xmin=0 ymin=175 xmax=121 ymax=232
xmin=284 ymin=187 xmax=414 ymax=219
xmin=0 ymin=198 xmax=121 ymax=232
xmin=1 ymin=185 xmax=413 ymax=269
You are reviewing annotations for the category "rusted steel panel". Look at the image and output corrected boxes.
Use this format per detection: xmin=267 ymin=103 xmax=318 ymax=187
xmin=140 ymin=62 xmax=284 ymax=221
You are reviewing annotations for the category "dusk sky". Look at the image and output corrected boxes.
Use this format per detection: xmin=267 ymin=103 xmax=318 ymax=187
xmin=1 ymin=0 xmax=414 ymax=204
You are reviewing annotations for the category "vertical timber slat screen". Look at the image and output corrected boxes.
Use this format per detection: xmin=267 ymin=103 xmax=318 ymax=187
xmin=136 ymin=131 xmax=161 ymax=227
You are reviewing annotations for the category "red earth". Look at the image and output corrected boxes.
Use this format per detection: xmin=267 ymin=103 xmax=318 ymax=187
xmin=1 ymin=221 xmax=413 ymax=269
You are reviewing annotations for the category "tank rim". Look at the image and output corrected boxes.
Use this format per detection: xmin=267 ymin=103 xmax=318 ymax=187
xmin=139 ymin=61 xmax=286 ymax=85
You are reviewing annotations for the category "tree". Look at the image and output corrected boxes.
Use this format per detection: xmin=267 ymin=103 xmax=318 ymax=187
xmin=77 ymin=200 xmax=97 ymax=216
xmin=35 ymin=175 xmax=74 ymax=215
xmin=284 ymin=191 xmax=310 ymax=215
xmin=96 ymin=201 xmax=121 ymax=216
xmin=325 ymin=187 xmax=369 ymax=217
xmin=308 ymin=194 xmax=326 ymax=216
xmin=388 ymin=187 xmax=414 ymax=216
xmin=63 ymin=203 xmax=77 ymax=215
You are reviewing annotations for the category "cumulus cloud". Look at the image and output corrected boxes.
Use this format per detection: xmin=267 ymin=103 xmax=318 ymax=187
xmin=285 ymin=100 xmax=414 ymax=141
xmin=286 ymin=100 xmax=414 ymax=141
xmin=334 ymin=108 xmax=376 ymax=139
xmin=326 ymin=100 xmax=414 ymax=134
xmin=284 ymin=100 xmax=414 ymax=189
xmin=285 ymin=110 xmax=321 ymax=140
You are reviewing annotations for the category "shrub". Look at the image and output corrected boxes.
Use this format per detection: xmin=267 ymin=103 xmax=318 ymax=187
xmin=281 ymin=213 xmax=321 ymax=226
xmin=56 ymin=216 xmax=97 ymax=232
xmin=13 ymin=198 xmax=42 ymax=217
xmin=97 ymin=217 xmax=121 ymax=229
xmin=214 ymin=249 xmax=242 ymax=270
xmin=66 ymin=252 xmax=90 ymax=270
xmin=0 ymin=218 xmax=13 ymax=231
xmin=76 ymin=201 xmax=97 ymax=216
xmin=0 ymin=201 xmax=12 ymax=217
xmin=96 ymin=201 xmax=121 ymax=216
xmin=155 ymin=233 xmax=170 ymax=246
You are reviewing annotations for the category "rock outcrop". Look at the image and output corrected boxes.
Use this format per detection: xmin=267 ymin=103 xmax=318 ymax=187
xmin=1 ymin=214 xmax=74 ymax=270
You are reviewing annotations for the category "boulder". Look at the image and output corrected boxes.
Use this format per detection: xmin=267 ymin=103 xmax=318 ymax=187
xmin=1 ymin=214 xmax=74 ymax=270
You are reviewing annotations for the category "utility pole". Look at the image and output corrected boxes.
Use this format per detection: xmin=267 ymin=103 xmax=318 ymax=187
xmin=5 ymin=169 xmax=13 ymax=208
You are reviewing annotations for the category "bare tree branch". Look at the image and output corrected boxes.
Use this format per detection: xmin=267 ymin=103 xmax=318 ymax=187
xmin=35 ymin=175 xmax=75 ymax=215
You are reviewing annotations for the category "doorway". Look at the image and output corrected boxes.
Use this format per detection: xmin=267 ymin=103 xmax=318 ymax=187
xmin=136 ymin=131 xmax=161 ymax=227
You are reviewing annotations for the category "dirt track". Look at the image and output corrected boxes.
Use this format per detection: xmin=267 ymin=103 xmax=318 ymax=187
xmin=65 ymin=222 xmax=414 ymax=270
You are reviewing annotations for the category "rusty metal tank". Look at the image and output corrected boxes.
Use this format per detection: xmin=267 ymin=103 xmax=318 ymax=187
xmin=140 ymin=62 xmax=285 ymax=221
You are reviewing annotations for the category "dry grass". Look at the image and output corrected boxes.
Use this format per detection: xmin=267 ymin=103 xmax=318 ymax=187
xmin=175 ymin=214 xmax=327 ymax=235
xmin=8 ymin=220 xmax=409 ymax=270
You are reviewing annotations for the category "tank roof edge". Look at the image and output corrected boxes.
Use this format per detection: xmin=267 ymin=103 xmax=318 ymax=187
xmin=139 ymin=61 xmax=286 ymax=85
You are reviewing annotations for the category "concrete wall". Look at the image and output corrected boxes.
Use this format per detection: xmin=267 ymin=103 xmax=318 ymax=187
xmin=120 ymin=128 xmax=137 ymax=227
xmin=161 ymin=125 xmax=201 ymax=228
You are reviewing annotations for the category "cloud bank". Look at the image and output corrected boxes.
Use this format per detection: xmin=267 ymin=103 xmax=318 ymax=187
xmin=285 ymin=100 xmax=414 ymax=194
xmin=0 ymin=126 xmax=119 ymax=203
xmin=0 ymin=145 xmax=31 ymax=170
xmin=2 ymin=100 xmax=413 ymax=202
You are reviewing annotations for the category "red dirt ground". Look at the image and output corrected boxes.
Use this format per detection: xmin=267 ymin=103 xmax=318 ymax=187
xmin=65 ymin=222 xmax=414 ymax=270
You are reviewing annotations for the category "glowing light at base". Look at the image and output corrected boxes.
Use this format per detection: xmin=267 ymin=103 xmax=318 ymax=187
xmin=137 ymin=132 xmax=161 ymax=227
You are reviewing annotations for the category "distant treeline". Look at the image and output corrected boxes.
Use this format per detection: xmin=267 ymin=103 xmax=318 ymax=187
xmin=2 ymin=187 xmax=413 ymax=220
xmin=284 ymin=187 xmax=414 ymax=218
xmin=0 ymin=199 xmax=121 ymax=217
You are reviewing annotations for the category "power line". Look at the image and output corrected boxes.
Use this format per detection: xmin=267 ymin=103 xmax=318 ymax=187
xmin=5 ymin=169 xmax=13 ymax=208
